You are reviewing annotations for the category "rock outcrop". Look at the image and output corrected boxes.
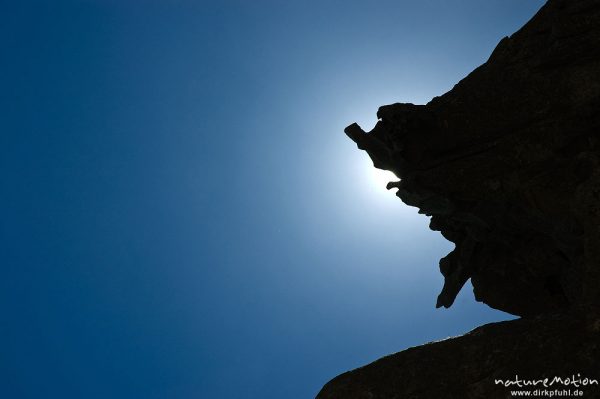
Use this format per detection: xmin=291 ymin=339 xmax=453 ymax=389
xmin=345 ymin=0 xmax=600 ymax=317
xmin=318 ymin=314 xmax=600 ymax=399
xmin=319 ymin=0 xmax=600 ymax=397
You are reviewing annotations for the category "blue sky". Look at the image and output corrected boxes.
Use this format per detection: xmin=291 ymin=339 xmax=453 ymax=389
xmin=2 ymin=1 xmax=545 ymax=398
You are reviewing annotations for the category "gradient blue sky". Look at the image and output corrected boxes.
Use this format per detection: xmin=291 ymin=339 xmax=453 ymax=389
xmin=2 ymin=1 xmax=545 ymax=398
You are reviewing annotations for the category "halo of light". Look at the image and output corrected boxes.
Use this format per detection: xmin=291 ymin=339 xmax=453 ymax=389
xmin=370 ymin=167 xmax=399 ymax=193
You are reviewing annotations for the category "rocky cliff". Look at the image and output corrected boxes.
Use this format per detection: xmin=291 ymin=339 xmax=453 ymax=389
xmin=344 ymin=0 xmax=600 ymax=318
xmin=318 ymin=0 xmax=600 ymax=397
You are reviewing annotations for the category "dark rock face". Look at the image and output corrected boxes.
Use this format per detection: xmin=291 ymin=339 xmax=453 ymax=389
xmin=317 ymin=314 xmax=600 ymax=399
xmin=318 ymin=0 xmax=600 ymax=397
xmin=345 ymin=0 xmax=600 ymax=317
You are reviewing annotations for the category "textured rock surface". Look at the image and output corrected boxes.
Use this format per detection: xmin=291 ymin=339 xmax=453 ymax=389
xmin=317 ymin=314 xmax=600 ymax=399
xmin=319 ymin=0 xmax=600 ymax=397
xmin=345 ymin=0 xmax=600 ymax=317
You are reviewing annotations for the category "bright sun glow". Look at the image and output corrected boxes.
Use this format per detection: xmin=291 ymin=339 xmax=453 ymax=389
xmin=370 ymin=168 xmax=399 ymax=191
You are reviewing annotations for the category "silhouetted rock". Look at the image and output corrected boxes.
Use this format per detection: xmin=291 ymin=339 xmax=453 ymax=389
xmin=317 ymin=314 xmax=600 ymax=399
xmin=319 ymin=0 xmax=600 ymax=397
xmin=345 ymin=0 xmax=600 ymax=317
